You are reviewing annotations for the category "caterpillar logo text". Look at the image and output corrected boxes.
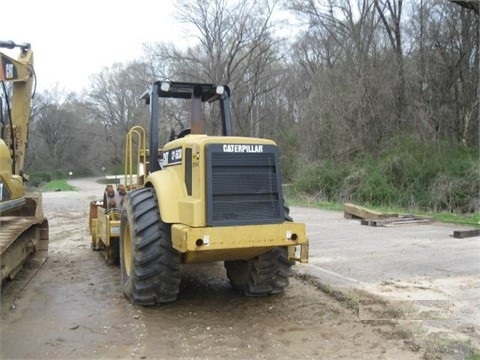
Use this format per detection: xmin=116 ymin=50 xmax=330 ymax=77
xmin=223 ymin=144 xmax=264 ymax=153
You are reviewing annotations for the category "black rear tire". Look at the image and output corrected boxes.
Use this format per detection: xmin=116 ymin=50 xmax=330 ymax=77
xmin=120 ymin=187 xmax=181 ymax=305
xmin=224 ymin=247 xmax=293 ymax=296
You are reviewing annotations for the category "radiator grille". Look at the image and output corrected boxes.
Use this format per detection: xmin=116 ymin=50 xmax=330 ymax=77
xmin=206 ymin=144 xmax=284 ymax=226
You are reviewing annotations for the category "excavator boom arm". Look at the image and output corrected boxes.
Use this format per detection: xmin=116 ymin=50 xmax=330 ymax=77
xmin=0 ymin=41 xmax=34 ymax=177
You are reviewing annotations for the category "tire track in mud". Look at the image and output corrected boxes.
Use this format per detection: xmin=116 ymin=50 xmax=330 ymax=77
xmin=1 ymin=192 xmax=146 ymax=359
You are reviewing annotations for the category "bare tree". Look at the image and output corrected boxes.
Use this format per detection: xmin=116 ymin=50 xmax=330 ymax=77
xmin=85 ymin=61 xmax=150 ymax=167
xmin=30 ymin=89 xmax=78 ymax=170
xmin=455 ymin=3 xmax=479 ymax=145
xmin=144 ymin=0 xmax=286 ymax=137
xmin=286 ymin=0 xmax=392 ymax=159
xmin=374 ymin=0 xmax=406 ymax=124
xmin=410 ymin=0 xmax=479 ymax=145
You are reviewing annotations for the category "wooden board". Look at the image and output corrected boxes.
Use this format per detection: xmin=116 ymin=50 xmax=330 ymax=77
xmin=344 ymin=203 xmax=398 ymax=220
xmin=361 ymin=217 xmax=434 ymax=227
xmin=452 ymin=229 xmax=480 ymax=239
xmin=345 ymin=203 xmax=434 ymax=227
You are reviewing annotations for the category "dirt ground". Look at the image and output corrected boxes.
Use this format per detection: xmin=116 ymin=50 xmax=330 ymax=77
xmin=0 ymin=179 xmax=478 ymax=359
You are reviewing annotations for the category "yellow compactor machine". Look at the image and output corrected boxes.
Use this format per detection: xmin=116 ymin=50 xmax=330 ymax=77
xmin=92 ymin=81 xmax=308 ymax=305
xmin=0 ymin=41 xmax=48 ymax=283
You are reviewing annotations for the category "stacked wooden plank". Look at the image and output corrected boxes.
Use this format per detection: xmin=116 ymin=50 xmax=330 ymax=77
xmin=343 ymin=203 xmax=434 ymax=227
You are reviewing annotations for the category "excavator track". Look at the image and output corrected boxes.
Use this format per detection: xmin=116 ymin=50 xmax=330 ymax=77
xmin=0 ymin=216 xmax=48 ymax=283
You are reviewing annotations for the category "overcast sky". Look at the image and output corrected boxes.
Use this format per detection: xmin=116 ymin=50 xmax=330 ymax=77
xmin=2 ymin=0 xmax=184 ymax=92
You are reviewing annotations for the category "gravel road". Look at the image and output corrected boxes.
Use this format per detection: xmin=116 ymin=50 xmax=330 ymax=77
xmin=1 ymin=177 xmax=478 ymax=359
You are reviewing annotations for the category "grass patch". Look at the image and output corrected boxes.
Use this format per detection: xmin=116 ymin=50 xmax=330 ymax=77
xmin=322 ymin=284 xmax=333 ymax=294
xmin=433 ymin=211 xmax=480 ymax=226
xmin=345 ymin=292 xmax=360 ymax=311
xmin=424 ymin=335 xmax=480 ymax=359
xmin=41 ymin=180 xmax=76 ymax=192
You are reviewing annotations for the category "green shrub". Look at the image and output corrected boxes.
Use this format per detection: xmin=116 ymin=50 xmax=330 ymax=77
xmin=276 ymin=130 xmax=301 ymax=183
xmin=430 ymin=167 xmax=480 ymax=213
xmin=354 ymin=167 xmax=398 ymax=206
xmin=292 ymin=135 xmax=479 ymax=213
xmin=293 ymin=160 xmax=351 ymax=201
xmin=29 ymin=172 xmax=52 ymax=187
xmin=52 ymin=169 xmax=66 ymax=180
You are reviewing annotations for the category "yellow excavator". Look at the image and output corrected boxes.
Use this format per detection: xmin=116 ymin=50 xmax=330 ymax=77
xmin=0 ymin=40 xmax=48 ymax=283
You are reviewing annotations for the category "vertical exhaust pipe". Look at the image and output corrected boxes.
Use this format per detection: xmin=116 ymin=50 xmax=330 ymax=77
xmin=191 ymin=85 xmax=203 ymax=134
xmin=145 ymin=83 xmax=160 ymax=173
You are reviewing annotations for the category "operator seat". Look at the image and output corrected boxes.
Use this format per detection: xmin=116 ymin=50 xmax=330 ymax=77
xmin=169 ymin=128 xmax=191 ymax=141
